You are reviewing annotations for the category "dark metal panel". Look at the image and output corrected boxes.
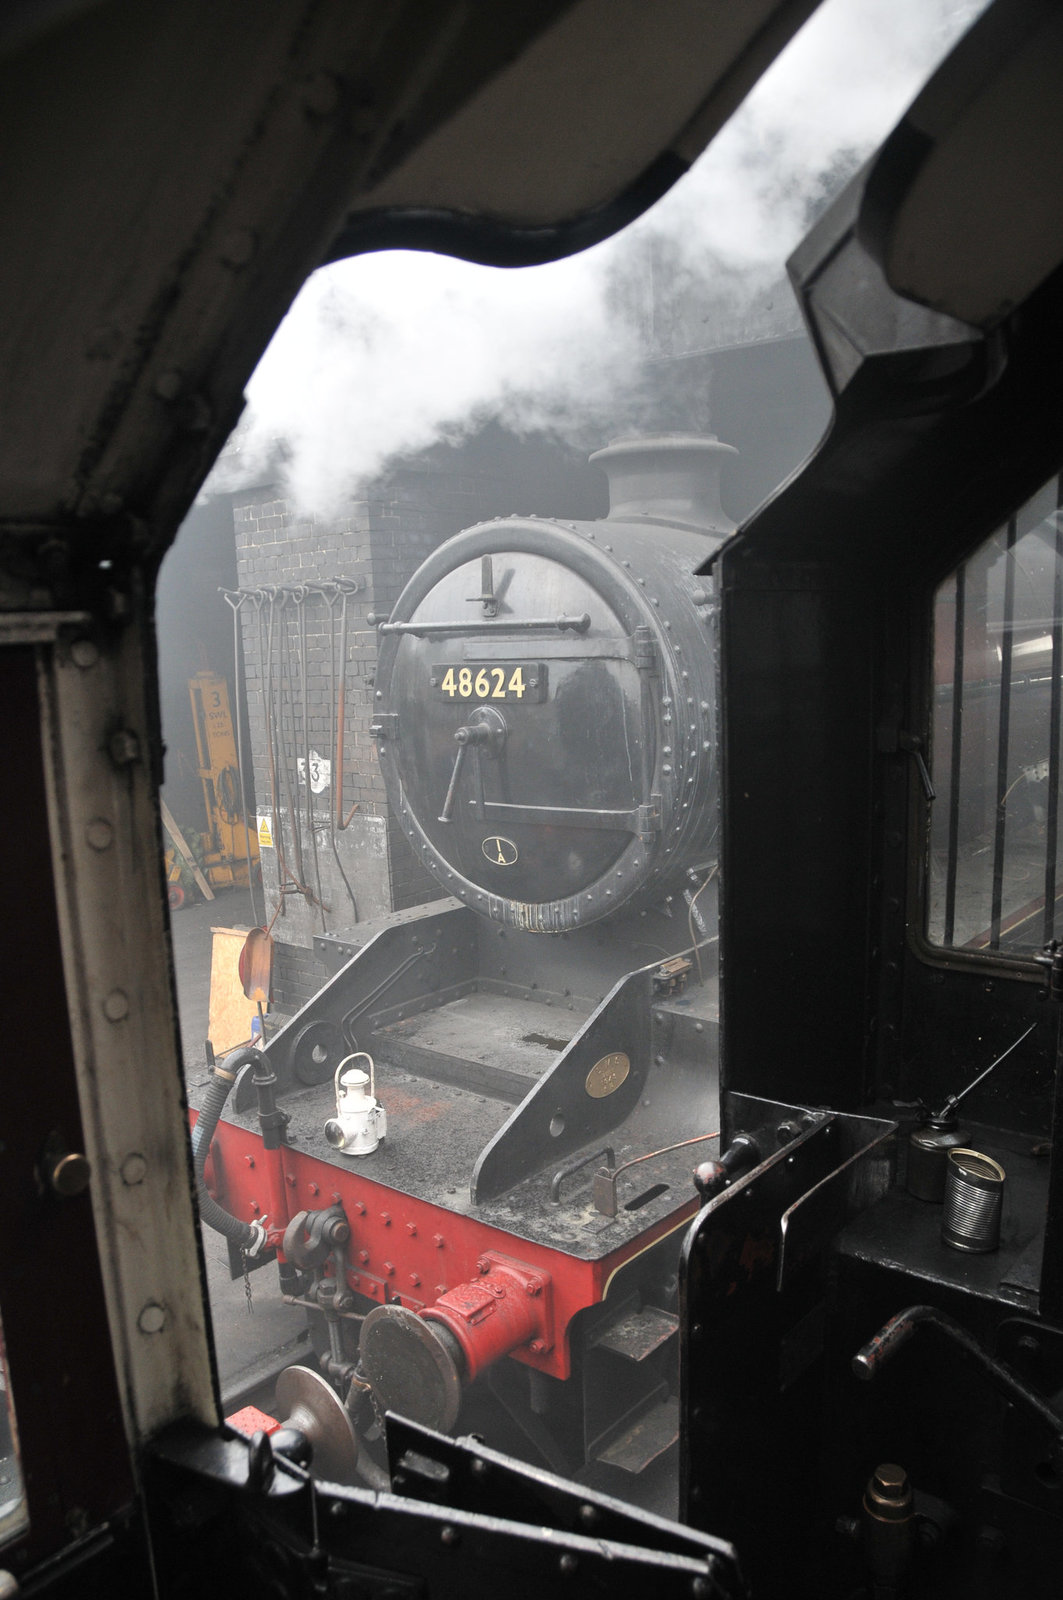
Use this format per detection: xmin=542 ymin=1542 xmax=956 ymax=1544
xmin=0 ymin=647 xmax=139 ymax=1570
xmin=679 ymin=1115 xmax=845 ymax=1587
xmin=243 ymin=903 xmax=480 ymax=1107
xmin=145 ymin=1417 xmax=748 ymax=1599
xmin=715 ymin=557 xmax=876 ymax=1107
xmin=472 ymin=967 xmax=654 ymax=1201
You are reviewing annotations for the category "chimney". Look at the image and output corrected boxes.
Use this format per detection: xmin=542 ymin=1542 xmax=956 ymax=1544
xmin=589 ymin=434 xmax=737 ymax=535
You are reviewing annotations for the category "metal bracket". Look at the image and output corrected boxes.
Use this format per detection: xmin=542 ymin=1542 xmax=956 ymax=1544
xmin=637 ymin=796 xmax=662 ymax=837
xmin=0 ymin=610 xmax=92 ymax=645
xmin=633 ymin=625 xmax=657 ymax=671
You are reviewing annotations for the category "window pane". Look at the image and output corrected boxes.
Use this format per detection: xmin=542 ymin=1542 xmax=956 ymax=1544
xmin=0 ymin=1319 xmax=28 ymax=1549
xmin=929 ymin=474 xmax=1063 ymax=951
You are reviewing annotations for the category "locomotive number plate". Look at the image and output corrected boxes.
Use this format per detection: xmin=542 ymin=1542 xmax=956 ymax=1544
xmin=434 ymin=663 xmax=547 ymax=702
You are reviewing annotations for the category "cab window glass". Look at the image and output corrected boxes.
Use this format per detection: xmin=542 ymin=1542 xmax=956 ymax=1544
xmin=0 ymin=1319 xmax=28 ymax=1549
xmin=929 ymin=474 xmax=1063 ymax=951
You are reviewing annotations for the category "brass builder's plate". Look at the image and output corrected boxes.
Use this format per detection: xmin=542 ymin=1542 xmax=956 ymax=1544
xmin=585 ymin=1052 xmax=630 ymax=1098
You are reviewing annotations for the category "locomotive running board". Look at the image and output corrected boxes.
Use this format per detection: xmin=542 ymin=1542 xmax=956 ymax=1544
xmin=472 ymin=952 xmax=717 ymax=1203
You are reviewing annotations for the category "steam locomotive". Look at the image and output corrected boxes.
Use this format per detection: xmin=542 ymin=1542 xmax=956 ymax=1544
xmin=7 ymin=3 xmax=1063 ymax=1598
xmin=195 ymin=434 xmax=735 ymax=1490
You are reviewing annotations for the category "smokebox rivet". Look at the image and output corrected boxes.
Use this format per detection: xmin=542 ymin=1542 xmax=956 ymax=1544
xmin=86 ymin=818 xmax=113 ymax=851
xmin=138 ymin=1302 xmax=166 ymax=1335
xmin=121 ymin=1153 xmax=147 ymax=1186
xmin=70 ymin=638 xmax=99 ymax=669
xmin=559 ymin=1554 xmax=578 ymax=1576
xmin=440 ymin=1526 xmax=460 ymax=1548
xmin=103 ymin=989 xmax=129 ymax=1022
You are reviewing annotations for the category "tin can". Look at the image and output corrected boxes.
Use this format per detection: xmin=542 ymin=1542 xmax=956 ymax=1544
xmin=941 ymin=1149 xmax=1005 ymax=1253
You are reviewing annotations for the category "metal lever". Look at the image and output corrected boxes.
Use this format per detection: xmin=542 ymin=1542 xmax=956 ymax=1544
xmin=438 ymin=741 xmax=469 ymax=822
xmin=594 ymin=1132 xmax=719 ymax=1217
xmin=468 ymin=555 xmax=497 ymax=617
xmin=898 ymin=732 xmax=936 ymax=802
xmin=438 ymin=711 xmax=507 ymax=822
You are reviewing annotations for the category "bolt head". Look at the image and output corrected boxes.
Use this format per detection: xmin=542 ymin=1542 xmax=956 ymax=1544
xmin=121 ymin=1153 xmax=147 ymax=1186
xmin=86 ymin=817 xmax=113 ymax=851
xmin=138 ymin=1302 xmax=166 ymax=1335
xmin=108 ymin=728 xmax=140 ymax=766
xmin=70 ymin=638 xmax=99 ymax=669
xmin=103 ymin=989 xmax=130 ymax=1022
xmin=50 ymin=1151 xmax=91 ymax=1197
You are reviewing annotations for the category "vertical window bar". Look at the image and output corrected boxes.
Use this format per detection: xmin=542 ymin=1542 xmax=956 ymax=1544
xmin=1044 ymin=478 xmax=1063 ymax=944
xmin=990 ymin=517 xmax=1018 ymax=949
xmin=943 ymin=566 xmax=965 ymax=946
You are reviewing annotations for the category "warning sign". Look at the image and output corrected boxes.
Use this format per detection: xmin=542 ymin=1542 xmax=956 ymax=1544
xmin=257 ymin=815 xmax=274 ymax=849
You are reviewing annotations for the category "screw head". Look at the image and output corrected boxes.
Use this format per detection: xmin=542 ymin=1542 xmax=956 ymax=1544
xmin=85 ymin=817 xmax=113 ymax=851
xmin=103 ymin=989 xmax=129 ymax=1022
xmin=121 ymin=1153 xmax=147 ymax=1186
xmin=138 ymin=1302 xmax=166 ymax=1334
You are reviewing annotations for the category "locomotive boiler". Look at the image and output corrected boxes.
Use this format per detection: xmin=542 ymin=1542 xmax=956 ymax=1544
xmin=195 ymin=434 xmax=736 ymax=1490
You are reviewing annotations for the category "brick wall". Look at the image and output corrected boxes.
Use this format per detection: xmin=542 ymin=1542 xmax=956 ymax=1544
xmin=231 ymin=455 xmax=520 ymax=1003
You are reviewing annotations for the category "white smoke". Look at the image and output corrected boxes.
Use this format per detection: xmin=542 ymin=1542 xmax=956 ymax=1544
xmin=206 ymin=0 xmax=984 ymax=515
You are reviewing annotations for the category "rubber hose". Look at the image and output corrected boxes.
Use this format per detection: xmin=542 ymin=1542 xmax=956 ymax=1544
xmin=192 ymin=1046 xmax=264 ymax=1248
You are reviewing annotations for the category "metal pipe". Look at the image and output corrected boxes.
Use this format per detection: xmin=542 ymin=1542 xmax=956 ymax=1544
xmin=943 ymin=564 xmax=965 ymax=946
xmin=1045 ymin=483 xmax=1063 ymax=942
xmin=853 ymin=1305 xmax=1063 ymax=1454
xmin=294 ymin=585 xmax=326 ymax=930
xmin=990 ymin=517 xmax=1018 ymax=948
xmin=220 ymin=588 xmax=260 ymax=928
xmin=277 ymin=590 xmax=306 ymax=887
xmin=323 ymin=583 xmax=358 ymax=919
xmin=373 ymin=613 xmax=591 ymax=637
xmin=335 ymin=581 xmax=355 ymax=830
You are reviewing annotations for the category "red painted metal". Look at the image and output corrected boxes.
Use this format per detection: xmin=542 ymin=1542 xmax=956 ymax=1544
xmin=423 ymin=1252 xmax=550 ymax=1380
xmin=226 ymin=1405 xmax=280 ymax=1437
xmin=204 ymin=1114 xmax=698 ymax=1381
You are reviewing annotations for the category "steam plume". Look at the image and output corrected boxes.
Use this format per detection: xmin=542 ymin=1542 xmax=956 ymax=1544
xmin=205 ymin=0 xmax=984 ymax=516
